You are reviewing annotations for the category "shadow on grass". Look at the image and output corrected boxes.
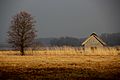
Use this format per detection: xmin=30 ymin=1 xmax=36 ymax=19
xmin=0 ymin=67 xmax=120 ymax=80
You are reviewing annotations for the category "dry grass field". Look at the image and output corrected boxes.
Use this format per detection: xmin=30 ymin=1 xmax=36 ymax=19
xmin=0 ymin=47 xmax=120 ymax=80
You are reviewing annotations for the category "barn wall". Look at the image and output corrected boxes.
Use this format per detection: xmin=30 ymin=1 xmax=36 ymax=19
xmin=84 ymin=36 xmax=103 ymax=48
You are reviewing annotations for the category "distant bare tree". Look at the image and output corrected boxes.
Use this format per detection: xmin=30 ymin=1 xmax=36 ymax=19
xmin=8 ymin=11 xmax=37 ymax=55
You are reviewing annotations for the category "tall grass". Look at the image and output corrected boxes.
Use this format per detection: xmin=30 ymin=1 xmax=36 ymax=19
xmin=0 ymin=46 xmax=120 ymax=80
xmin=0 ymin=46 xmax=119 ymax=56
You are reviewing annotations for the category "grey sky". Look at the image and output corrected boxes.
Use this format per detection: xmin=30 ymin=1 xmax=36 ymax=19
xmin=0 ymin=0 xmax=120 ymax=42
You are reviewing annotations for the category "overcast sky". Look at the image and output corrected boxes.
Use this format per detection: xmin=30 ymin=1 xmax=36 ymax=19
xmin=0 ymin=0 xmax=120 ymax=42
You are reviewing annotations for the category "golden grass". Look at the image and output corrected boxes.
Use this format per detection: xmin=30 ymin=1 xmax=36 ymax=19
xmin=0 ymin=47 xmax=120 ymax=80
xmin=0 ymin=47 xmax=120 ymax=69
xmin=0 ymin=46 xmax=119 ymax=56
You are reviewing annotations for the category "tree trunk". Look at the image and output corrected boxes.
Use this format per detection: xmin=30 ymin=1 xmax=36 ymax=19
xmin=20 ymin=46 xmax=24 ymax=56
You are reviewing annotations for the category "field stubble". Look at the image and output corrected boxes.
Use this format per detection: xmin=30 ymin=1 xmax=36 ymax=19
xmin=0 ymin=47 xmax=120 ymax=80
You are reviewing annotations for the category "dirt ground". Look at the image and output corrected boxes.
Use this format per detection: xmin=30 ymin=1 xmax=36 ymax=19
xmin=0 ymin=52 xmax=120 ymax=80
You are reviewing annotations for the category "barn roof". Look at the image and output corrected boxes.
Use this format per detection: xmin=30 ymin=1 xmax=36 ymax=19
xmin=82 ymin=32 xmax=106 ymax=46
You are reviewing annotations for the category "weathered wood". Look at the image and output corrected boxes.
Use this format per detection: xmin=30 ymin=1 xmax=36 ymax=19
xmin=82 ymin=32 xmax=107 ymax=49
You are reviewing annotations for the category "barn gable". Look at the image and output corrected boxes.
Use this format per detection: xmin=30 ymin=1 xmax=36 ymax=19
xmin=82 ymin=33 xmax=106 ymax=48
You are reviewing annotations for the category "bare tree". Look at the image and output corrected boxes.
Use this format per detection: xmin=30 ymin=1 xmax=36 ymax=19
xmin=8 ymin=11 xmax=37 ymax=55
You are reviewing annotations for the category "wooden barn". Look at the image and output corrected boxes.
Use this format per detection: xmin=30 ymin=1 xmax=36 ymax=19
xmin=82 ymin=32 xmax=106 ymax=49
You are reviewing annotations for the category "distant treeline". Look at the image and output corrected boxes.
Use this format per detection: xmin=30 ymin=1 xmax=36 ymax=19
xmin=50 ymin=37 xmax=81 ymax=47
xmin=1 ymin=33 xmax=119 ymax=49
xmin=100 ymin=33 xmax=120 ymax=46
xmin=49 ymin=33 xmax=120 ymax=47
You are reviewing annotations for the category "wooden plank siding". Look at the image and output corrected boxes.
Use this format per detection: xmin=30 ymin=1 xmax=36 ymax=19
xmin=82 ymin=33 xmax=106 ymax=49
xmin=84 ymin=36 xmax=103 ymax=47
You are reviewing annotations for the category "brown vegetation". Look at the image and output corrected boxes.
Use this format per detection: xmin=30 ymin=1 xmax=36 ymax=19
xmin=0 ymin=47 xmax=120 ymax=80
